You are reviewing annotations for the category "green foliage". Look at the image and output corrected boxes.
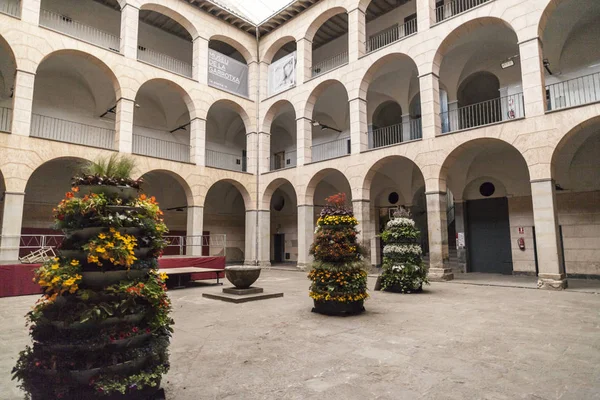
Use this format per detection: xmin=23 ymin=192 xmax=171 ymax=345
xmin=93 ymin=364 xmax=169 ymax=395
xmin=81 ymin=154 xmax=136 ymax=180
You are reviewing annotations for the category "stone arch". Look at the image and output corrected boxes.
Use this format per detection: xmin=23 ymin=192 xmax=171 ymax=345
xmin=261 ymin=99 xmax=296 ymax=133
xmin=537 ymin=0 xmax=565 ymax=38
xmin=432 ymin=17 xmax=520 ymax=76
xmin=303 ymin=167 xmax=351 ymax=205
xmin=551 ymin=115 xmax=600 ymax=182
xmin=358 ymin=52 xmax=419 ymax=98
xmin=360 ymin=155 xmax=425 ymax=200
xmin=203 ymin=178 xmax=252 ymax=210
xmin=303 ymin=6 xmax=348 ymax=42
xmin=209 ymin=35 xmax=253 ymax=64
xmin=262 ymin=36 xmax=297 ymax=64
xmin=261 ymin=177 xmax=297 ymax=210
xmin=137 ymin=168 xmax=194 ymax=207
xmin=205 ymin=98 xmax=253 ymax=133
xmin=302 ymin=78 xmax=348 ymax=120
xmin=139 ymin=2 xmax=199 ymax=39
xmin=134 ymin=78 xmax=197 ymax=119
xmin=0 ymin=33 xmax=17 ymax=100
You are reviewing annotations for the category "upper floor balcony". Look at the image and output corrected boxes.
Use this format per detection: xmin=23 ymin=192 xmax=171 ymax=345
xmin=0 ymin=0 xmax=19 ymax=17
xmin=435 ymin=0 xmax=492 ymax=24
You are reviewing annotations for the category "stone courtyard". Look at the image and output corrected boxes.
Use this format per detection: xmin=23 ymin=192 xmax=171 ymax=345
xmin=1 ymin=269 xmax=599 ymax=400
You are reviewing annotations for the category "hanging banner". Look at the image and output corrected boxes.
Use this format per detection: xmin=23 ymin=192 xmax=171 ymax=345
xmin=208 ymin=49 xmax=249 ymax=98
xmin=268 ymin=51 xmax=297 ymax=96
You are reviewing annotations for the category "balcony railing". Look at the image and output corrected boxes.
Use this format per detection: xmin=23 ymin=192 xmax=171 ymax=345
xmin=270 ymin=150 xmax=297 ymax=171
xmin=311 ymin=51 xmax=348 ymax=78
xmin=132 ymin=134 xmax=191 ymax=163
xmin=366 ymin=19 xmax=417 ymax=53
xmin=0 ymin=0 xmax=20 ymax=17
xmin=441 ymin=93 xmax=524 ymax=133
xmin=436 ymin=0 xmax=491 ymax=23
xmin=206 ymin=149 xmax=247 ymax=172
xmin=30 ymin=113 xmax=115 ymax=149
xmin=546 ymin=72 xmax=600 ymax=111
xmin=138 ymin=47 xmax=192 ymax=78
xmin=39 ymin=9 xmax=120 ymax=52
xmin=369 ymin=118 xmax=422 ymax=149
xmin=0 ymin=106 xmax=12 ymax=133
xmin=311 ymin=138 xmax=351 ymax=162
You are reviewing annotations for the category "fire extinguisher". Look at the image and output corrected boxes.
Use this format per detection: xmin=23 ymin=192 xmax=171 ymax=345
xmin=518 ymin=238 xmax=525 ymax=251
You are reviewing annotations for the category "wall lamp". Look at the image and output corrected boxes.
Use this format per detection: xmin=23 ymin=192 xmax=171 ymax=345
xmin=311 ymin=120 xmax=342 ymax=133
xmin=543 ymin=59 xmax=553 ymax=75
xmin=100 ymin=103 xmax=140 ymax=118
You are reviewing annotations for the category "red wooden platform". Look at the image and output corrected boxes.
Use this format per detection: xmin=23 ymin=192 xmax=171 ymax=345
xmin=0 ymin=256 xmax=225 ymax=298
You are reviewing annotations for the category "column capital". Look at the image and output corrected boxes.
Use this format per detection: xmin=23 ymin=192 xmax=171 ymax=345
xmin=16 ymin=69 xmax=35 ymax=76
xmin=517 ymin=37 xmax=541 ymax=46
xmin=347 ymin=7 xmax=366 ymax=15
xmin=424 ymin=190 xmax=447 ymax=196
xmin=530 ymin=178 xmax=554 ymax=184
xmin=348 ymin=97 xmax=367 ymax=103
xmin=4 ymin=191 xmax=26 ymax=196
xmin=418 ymin=72 xmax=440 ymax=79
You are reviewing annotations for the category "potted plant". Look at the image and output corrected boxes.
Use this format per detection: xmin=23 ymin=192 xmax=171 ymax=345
xmin=378 ymin=207 xmax=428 ymax=293
xmin=308 ymin=193 xmax=368 ymax=316
xmin=13 ymin=156 xmax=172 ymax=400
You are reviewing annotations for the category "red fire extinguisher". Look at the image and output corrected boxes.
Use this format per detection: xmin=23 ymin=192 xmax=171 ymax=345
xmin=518 ymin=238 xmax=525 ymax=251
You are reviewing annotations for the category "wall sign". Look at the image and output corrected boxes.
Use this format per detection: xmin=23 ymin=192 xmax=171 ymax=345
xmin=208 ymin=49 xmax=249 ymax=98
xmin=268 ymin=51 xmax=296 ymax=96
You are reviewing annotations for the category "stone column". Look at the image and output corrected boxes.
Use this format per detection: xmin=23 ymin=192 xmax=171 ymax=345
xmin=245 ymin=132 xmax=257 ymax=174
xmin=446 ymin=100 xmax=458 ymax=132
xmin=21 ymin=0 xmax=40 ymax=25
xmin=119 ymin=4 xmax=139 ymax=59
xmin=11 ymin=70 xmax=35 ymax=137
xmin=195 ymin=37 xmax=208 ymax=85
xmin=417 ymin=0 xmax=436 ymax=32
xmin=531 ymin=179 xmax=567 ymax=290
xmin=349 ymin=97 xmax=368 ymax=154
xmin=419 ymin=73 xmax=441 ymax=139
xmin=297 ymin=204 xmax=314 ymax=269
xmin=258 ymin=210 xmax=271 ymax=267
xmin=296 ymin=38 xmax=311 ymax=84
xmin=348 ymin=7 xmax=366 ymax=62
xmin=454 ymin=200 xmax=467 ymax=273
xmin=296 ymin=117 xmax=312 ymax=166
xmin=425 ymin=191 xmax=453 ymax=281
xmin=189 ymin=118 xmax=206 ymax=166
xmin=401 ymin=114 xmax=411 ymax=142
xmin=519 ymin=37 xmax=547 ymax=117
xmin=248 ymin=61 xmax=259 ymax=101
xmin=0 ymin=192 xmax=25 ymax=261
xmin=353 ymin=199 xmax=374 ymax=266
xmin=259 ymin=61 xmax=269 ymax=100
xmin=258 ymin=132 xmax=271 ymax=174
xmin=244 ymin=210 xmax=258 ymax=265
xmin=115 ymin=98 xmax=134 ymax=153
xmin=186 ymin=205 xmax=204 ymax=256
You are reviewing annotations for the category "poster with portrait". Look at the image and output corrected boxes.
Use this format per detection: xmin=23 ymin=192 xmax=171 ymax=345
xmin=268 ymin=51 xmax=297 ymax=96
xmin=208 ymin=49 xmax=249 ymax=98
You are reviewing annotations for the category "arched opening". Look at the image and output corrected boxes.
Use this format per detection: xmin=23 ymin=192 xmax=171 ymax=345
xmin=39 ymin=0 xmax=121 ymax=52
xmin=267 ymin=180 xmax=298 ymax=265
xmin=364 ymin=0 xmax=417 ymax=53
xmin=205 ymin=101 xmax=248 ymax=172
xmin=363 ymin=53 xmax=421 ymax=148
xmin=310 ymin=12 xmax=348 ymax=77
xmin=266 ymin=101 xmax=297 ymax=171
xmin=32 ymin=51 xmax=118 ymax=149
xmin=133 ymin=80 xmax=191 ymax=163
xmin=309 ymin=81 xmax=350 ymax=162
xmin=266 ymin=38 xmax=297 ymax=96
xmin=311 ymin=169 xmax=352 ymax=210
xmin=138 ymin=6 xmax=194 ymax=77
xmin=208 ymin=38 xmax=250 ymax=97
xmin=0 ymin=34 xmax=16 ymax=133
xmin=139 ymin=170 xmax=189 ymax=256
xmin=437 ymin=19 xmax=523 ymax=133
xmin=552 ymin=118 xmax=600 ymax=277
xmin=204 ymin=181 xmax=247 ymax=263
xmin=441 ymin=139 xmax=531 ymax=275
xmin=21 ymin=158 xmax=87 ymax=257
xmin=541 ymin=0 xmax=600 ymax=111
xmin=364 ymin=156 xmax=426 ymax=266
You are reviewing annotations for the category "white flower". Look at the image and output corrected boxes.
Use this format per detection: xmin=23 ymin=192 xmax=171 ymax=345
xmin=383 ymin=244 xmax=422 ymax=256
xmin=386 ymin=218 xmax=416 ymax=229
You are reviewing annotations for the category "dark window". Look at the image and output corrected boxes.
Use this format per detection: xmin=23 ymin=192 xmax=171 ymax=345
xmin=272 ymin=195 xmax=285 ymax=211
xmin=388 ymin=192 xmax=400 ymax=204
xmin=479 ymin=182 xmax=496 ymax=197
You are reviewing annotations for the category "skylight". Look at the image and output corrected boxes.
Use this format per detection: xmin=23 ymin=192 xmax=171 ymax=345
xmin=210 ymin=0 xmax=295 ymax=24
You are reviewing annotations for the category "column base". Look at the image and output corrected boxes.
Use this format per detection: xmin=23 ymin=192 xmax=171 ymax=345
xmin=258 ymin=261 xmax=271 ymax=268
xmin=296 ymin=262 xmax=312 ymax=271
xmin=537 ymin=274 xmax=568 ymax=290
xmin=428 ymin=267 xmax=454 ymax=281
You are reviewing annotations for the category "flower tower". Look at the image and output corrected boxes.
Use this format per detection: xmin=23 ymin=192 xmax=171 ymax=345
xmin=308 ymin=193 xmax=368 ymax=315
xmin=379 ymin=208 xmax=428 ymax=293
xmin=13 ymin=156 xmax=172 ymax=399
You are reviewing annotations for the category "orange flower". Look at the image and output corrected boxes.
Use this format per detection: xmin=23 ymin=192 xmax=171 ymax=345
xmin=139 ymin=194 xmax=147 ymax=201
xmin=65 ymin=192 xmax=74 ymax=199
xmin=71 ymin=186 xmax=79 ymax=192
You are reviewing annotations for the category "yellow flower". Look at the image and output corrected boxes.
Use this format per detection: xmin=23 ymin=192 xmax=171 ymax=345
xmin=95 ymin=247 xmax=106 ymax=253
xmin=159 ymin=272 xmax=168 ymax=281
xmin=98 ymin=233 xmax=106 ymax=240
xmin=51 ymin=264 xmax=59 ymax=270
xmin=51 ymin=276 xmax=61 ymax=283
xmin=88 ymin=255 xmax=99 ymax=263
xmin=110 ymin=227 xmax=116 ymax=233
xmin=70 ymin=259 xmax=79 ymax=266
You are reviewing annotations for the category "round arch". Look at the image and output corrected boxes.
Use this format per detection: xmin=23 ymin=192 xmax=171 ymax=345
xmin=139 ymin=3 xmax=199 ymax=39
xmin=359 ymin=52 xmax=419 ymax=97
xmin=262 ymin=36 xmax=297 ymax=64
xmin=205 ymin=98 xmax=253 ymax=133
xmin=537 ymin=0 xmax=566 ymax=38
xmin=261 ymin=99 xmax=297 ymax=133
xmin=372 ymin=101 xmax=403 ymax=128
xmin=303 ymin=78 xmax=348 ymax=120
xmin=261 ymin=177 xmax=297 ymax=210
xmin=209 ymin=35 xmax=253 ymax=64
xmin=360 ymin=155 xmax=424 ymax=200
xmin=0 ymin=33 xmax=17 ymax=99
xmin=432 ymin=17 xmax=520 ymax=76
xmin=303 ymin=167 xmax=351 ymax=205
xmin=457 ymin=71 xmax=500 ymax=106
xmin=137 ymin=169 xmax=194 ymax=207
xmin=203 ymin=178 xmax=252 ymax=210
xmin=303 ymin=6 xmax=348 ymax=42
xmin=134 ymin=78 xmax=197 ymax=119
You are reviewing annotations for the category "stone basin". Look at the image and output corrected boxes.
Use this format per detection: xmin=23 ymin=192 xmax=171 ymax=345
xmin=225 ymin=266 xmax=261 ymax=289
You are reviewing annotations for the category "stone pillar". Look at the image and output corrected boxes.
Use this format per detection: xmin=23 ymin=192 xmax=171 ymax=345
xmin=446 ymin=100 xmax=458 ymax=132
xmin=296 ymin=117 xmax=312 ymax=166
xmin=0 ymin=192 xmax=25 ymax=261
xmin=353 ymin=199 xmax=374 ymax=266
xmin=258 ymin=210 xmax=271 ymax=267
xmin=115 ymin=98 xmax=134 ymax=153
xmin=419 ymin=73 xmax=441 ymax=139
xmin=120 ymin=4 xmax=139 ymax=59
xmin=417 ymin=0 xmax=436 ymax=32
xmin=348 ymin=7 xmax=366 ymax=62
xmin=531 ymin=179 xmax=567 ymax=290
xmin=296 ymin=38 xmax=311 ymax=84
xmin=425 ymin=191 xmax=453 ymax=281
xmin=519 ymin=37 xmax=547 ymax=117
xmin=259 ymin=61 xmax=269 ymax=100
xmin=401 ymin=114 xmax=411 ymax=142
xmin=349 ymin=97 xmax=368 ymax=154
xmin=258 ymin=132 xmax=271 ymax=174
xmin=297 ymin=204 xmax=314 ymax=269
xmin=244 ymin=210 xmax=258 ymax=265
xmin=186 ymin=205 xmax=204 ymax=256
xmin=245 ymin=132 xmax=257 ymax=174
xmin=189 ymin=118 xmax=206 ymax=166
xmin=248 ymin=61 xmax=259 ymax=101
xmin=21 ymin=0 xmax=40 ymax=25
xmin=454 ymin=200 xmax=467 ymax=273
xmin=195 ymin=37 xmax=208 ymax=85
xmin=11 ymin=70 xmax=35 ymax=137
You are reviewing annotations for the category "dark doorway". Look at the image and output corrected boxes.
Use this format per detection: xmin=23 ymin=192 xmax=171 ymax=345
xmin=202 ymin=231 xmax=210 ymax=256
xmin=466 ymin=197 xmax=513 ymax=274
xmin=273 ymin=234 xmax=285 ymax=263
